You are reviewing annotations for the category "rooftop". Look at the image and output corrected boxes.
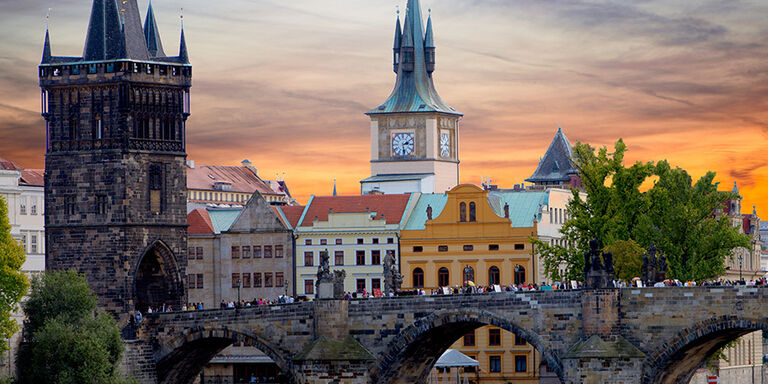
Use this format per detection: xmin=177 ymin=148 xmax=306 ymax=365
xmin=299 ymin=194 xmax=412 ymax=227
xmin=186 ymin=163 xmax=287 ymax=197
xmin=526 ymin=127 xmax=578 ymax=184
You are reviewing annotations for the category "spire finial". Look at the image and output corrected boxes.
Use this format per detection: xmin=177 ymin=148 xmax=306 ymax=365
xmin=333 ymin=179 xmax=337 ymax=197
xmin=46 ymin=8 xmax=51 ymax=30
xmin=396 ymin=5 xmax=400 ymax=16
xmin=180 ymin=7 xmax=184 ymax=29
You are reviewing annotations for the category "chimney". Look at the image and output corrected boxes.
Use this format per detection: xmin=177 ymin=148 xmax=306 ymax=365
xmin=241 ymin=159 xmax=258 ymax=176
xmin=186 ymin=160 xmax=195 ymax=169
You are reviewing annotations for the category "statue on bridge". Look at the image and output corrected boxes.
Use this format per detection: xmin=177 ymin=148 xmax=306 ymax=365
xmin=641 ymin=244 xmax=667 ymax=286
xmin=383 ymin=250 xmax=403 ymax=294
xmin=583 ymin=239 xmax=615 ymax=289
xmin=316 ymin=250 xmax=346 ymax=299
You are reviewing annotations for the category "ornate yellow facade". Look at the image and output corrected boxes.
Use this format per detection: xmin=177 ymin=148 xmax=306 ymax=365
xmin=401 ymin=184 xmax=542 ymax=383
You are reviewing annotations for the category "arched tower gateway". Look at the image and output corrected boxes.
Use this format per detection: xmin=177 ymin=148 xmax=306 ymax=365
xmin=362 ymin=0 xmax=462 ymax=195
xmin=39 ymin=0 xmax=191 ymax=320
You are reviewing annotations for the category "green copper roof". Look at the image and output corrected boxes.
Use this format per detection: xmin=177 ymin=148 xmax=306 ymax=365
xmin=488 ymin=191 xmax=547 ymax=227
xmin=367 ymin=0 xmax=461 ymax=116
xmin=403 ymin=193 xmax=448 ymax=230
xmin=208 ymin=208 xmax=242 ymax=234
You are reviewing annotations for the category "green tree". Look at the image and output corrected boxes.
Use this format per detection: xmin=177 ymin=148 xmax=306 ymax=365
xmin=0 ymin=195 xmax=28 ymax=354
xmin=536 ymin=139 xmax=749 ymax=283
xmin=604 ymin=239 xmax=644 ymax=281
xmin=17 ymin=271 xmax=131 ymax=384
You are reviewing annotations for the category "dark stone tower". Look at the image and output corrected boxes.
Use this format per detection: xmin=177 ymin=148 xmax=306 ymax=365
xmin=39 ymin=0 xmax=191 ymax=321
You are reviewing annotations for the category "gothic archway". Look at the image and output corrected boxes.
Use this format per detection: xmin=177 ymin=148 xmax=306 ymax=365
xmin=133 ymin=240 xmax=183 ymax=313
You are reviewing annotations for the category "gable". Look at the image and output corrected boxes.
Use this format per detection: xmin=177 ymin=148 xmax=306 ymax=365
xmin=227 ymin=191 xmax=288 ymax=233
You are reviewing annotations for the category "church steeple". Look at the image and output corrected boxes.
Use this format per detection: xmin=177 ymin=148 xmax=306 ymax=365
xmin=367 ymin=0 xmax=460 ymax=116
xmin=83 ymin=0 xmax=125 ymax=61
xmin=144 ymin=1 xmax=166 ymax=57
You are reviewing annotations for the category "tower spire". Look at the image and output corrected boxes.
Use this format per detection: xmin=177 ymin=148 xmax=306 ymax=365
xmin=42 ymin=10 xmax=52 ymax=64
xmin=144 ymin=0 xmax=166 ymax=57
xmin=178 ymin=9 xmax=189 ymax=64
xmin=393 ymin=7 xmax=402 ymax=73
xmin=424 ymin=9 xmax=435 ymax=73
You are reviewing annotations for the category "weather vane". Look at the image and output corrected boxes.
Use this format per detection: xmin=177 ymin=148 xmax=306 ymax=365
xmin=46 ymin=8 xmax=51 ymax=29
xmin=180 ymin=8 xmax=184 ymax=28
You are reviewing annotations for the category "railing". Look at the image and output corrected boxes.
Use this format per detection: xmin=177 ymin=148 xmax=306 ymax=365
xmin=48 ymin=138 xmax=183 ymax=153
xmin=200 ymin=376 xmax=285 ymax=384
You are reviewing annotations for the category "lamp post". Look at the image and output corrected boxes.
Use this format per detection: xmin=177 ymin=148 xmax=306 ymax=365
xmin=237 ymin=278 xmax=241 ymax=305
xmin=284 ymin=278 xmax=289 ymax=298
xmin=739 ymin=253 xmax=744 ymax=283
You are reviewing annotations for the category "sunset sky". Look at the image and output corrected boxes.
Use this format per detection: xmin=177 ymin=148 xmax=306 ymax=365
xmin=1 ymin=0 xmax=767 ymax=211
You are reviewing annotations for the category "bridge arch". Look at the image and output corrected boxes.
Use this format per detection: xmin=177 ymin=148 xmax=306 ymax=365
xmin=643 ymin=316 xmax=768 ymax=384
xmin=155 ymin=326 xmax=293 ymax=384
xmin=373 ymin=308 xmax=563 ymax=384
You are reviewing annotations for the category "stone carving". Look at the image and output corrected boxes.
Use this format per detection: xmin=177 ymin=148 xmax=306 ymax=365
xmin=316 ymin=250 xmax=332 ymax=284
xmin=463 ymin=265 xmax=475 ymax=283
xmin=641 ymin=244 xmax=667 ymax=285
xmin=504 ymin=203 xmax=510 ymax=219
xmin=383 ymin=251 xmax=403 ymax=293
xmin=333 ymin=270 xmax=346 ymax=299
xmin=426 ymin=204 xmax=433 ymax=220
xmin=583 ymin=239 xmax=615 ymax=289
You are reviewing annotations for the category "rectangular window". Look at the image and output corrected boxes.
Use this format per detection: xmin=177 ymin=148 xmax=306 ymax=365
xmin=356 ymin=250 xmax=365 ymax=265
xmin=197 ymin=274 xmax=204 ymax=289
xmin=305 ymin=239 xmax=312 ymax=245
xmin=438 ymin=245 xmax=448 ymax=252
xmin=275 ymin=272 xmax=284 ymax=287
xmin=97 ymin=195 xmax=108 ymax=215
xmin=20 ymin=235 xmax=26 ymax=252
xmin=371 ymin=278 xmax=381 ymax=291
xmin=242 ymin=245 xmax=251 ymax=259
xmin=19 ymin=198 xmax=26 ymax=215
xmin=514 ymin=243 xmax=525 ymax=250
xmin=304 ymin=251 xmax=314 ymax=266
xmin=489 ymin=356 xmax=502 ymax=373
xmin=254 ymin=273 xmax=262 ymax=288
xmin=264 ymin=245 xmax=273 ymax=258
xmin=515 ymin=355 xmax=527 ymax=373
xmin=489 ymin=244 xmax=499 ymax=251
xmin=231 ymin=273 xmax=240 ymax=288
xmin=275 ymin=245 xmax=284 ymax=258
xmin=304 ymin=279 xmax=314 ymax=295
xmin=515 ymin=334 xmax=526 ymax=346
xmin=188 ymin=247 xmax=196 ymax=260
xmin=463 ymin=245 xmax=474 ymax=251
xmin=488 ymin=328 xmax=501 ymax=346
xmin=387 ymin=238 xmax=394 ymax=244
xmin=30 ymin=235 xmax=37 ymax=253
xmin=231 ymin=246 xmax=240 ymax=259
xmin=65 ymin=196 xmax=76 ymax=215
xmin=413 ymin=246 xmax=423 ymax=252
xmin=320 ymin=238 xmax=327 ymax=245
xmin=356 ymin=279 xmax=366 ymax=293
xmin=357 ymin=238 xmax=364 ymax=245
xmin=188 ymin=274 xmax=195 ymax=289
xmin=196 ymin=247 xmax=204 ymax=260
xmin=264 ymin=273 xmax=273 ymax=287
xmin=335 ymin=238 xmax=343 ymax=245
xmin=371 ymin=250 xmax=381 ymax=265
xmin=242 ymin=272 xmax=251 ymax=288
xmin=254 ymin=245 xmax=261 ymax=258
xmin=30 ymin=197 xmax=37 ymax=215
xmin=372 ymin=238 xmax=379 ymax=244
xmin=463 ymin=331 xmax=476 ymax=346
xmin=334 ymin=251 xmax=344 ymax=266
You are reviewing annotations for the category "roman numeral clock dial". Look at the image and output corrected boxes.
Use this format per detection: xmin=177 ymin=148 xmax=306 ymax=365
xmin=392 ymin=133 xmax=414 ymax=156
xmin=440 ymin=132 xmax=451 ymax=157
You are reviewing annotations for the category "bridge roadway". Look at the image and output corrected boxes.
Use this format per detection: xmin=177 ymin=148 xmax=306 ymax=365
xmin=125 ymin=286 xmax=768 ymax=384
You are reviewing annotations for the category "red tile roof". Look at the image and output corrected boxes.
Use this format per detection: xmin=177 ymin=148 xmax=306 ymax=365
xmin=278 ymin=205 xmax=306 ymax=229
xmin=300 ymin=195 xmax=411 ymax=227
xmin=20 ymin=169 xmax=44 ymax=186
xmin=0 ymin=157 xmax=22 ymax=171
xmin=187 ymin=208 xmax=215 ymax=234
xmin=186 ymin=164 xmax=279 ymax=196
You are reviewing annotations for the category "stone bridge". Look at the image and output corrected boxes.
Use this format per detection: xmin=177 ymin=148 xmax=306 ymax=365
xmin=125 ymin=286 xmax=768 ymax=384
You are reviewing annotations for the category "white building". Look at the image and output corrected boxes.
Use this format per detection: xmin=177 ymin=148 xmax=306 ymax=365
xmin=0 ymin=158 xmax=45 ymax=379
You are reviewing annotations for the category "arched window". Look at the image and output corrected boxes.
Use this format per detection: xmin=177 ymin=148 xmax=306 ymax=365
xmin=489 ymin=266 xmax=500 ymax=285
xmin=469 ymin=202 xmax=477 ymax=222
xmin=463 ymin=266 xmax=474 ymax=284
xmin=438 ymin=267 xmax=450 ymax=287
xmin=412 ymin=268 xmax=424 ymax=288
xmin=460 ymin=202 xmax=467 ymax=222
xmin=514 ymin=265 xmax=526 ymax=285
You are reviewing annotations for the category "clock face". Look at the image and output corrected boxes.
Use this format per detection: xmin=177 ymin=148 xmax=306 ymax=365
xmin=440 ymin=132 xmax=451 ymax=157
xmin=392 ymin=133 xmax=415 ymax=157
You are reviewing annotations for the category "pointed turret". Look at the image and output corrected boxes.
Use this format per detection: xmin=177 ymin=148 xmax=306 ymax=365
xmin=526 ymin=127 xmax=578 ymax=186
xmin=42 ymin=29 xmax=52 ymax=64
xmin=83 ymin=0 xmax=148 ymax=61
xmin=733 ymin=181 xmax=740 ymax=195
xmin=424 ymin=10 xmax=435 ymax=73
xmin=393 ymin=12 xmax=402 ymax=73
xmin=367 ymin=0 xmax=460 ymax=115
xmin=178 ymin=28 xmax=189 ymax=64
xmin=144 ymin=1 xmax=166 ymax=57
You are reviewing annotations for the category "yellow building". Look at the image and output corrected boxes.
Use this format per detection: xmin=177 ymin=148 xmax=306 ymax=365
xmin=401 ymin=184 xmax=547 ymax=383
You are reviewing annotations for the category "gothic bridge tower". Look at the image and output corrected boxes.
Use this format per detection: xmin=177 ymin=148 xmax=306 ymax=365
xmin=39 ymin=0 xmax=191 ymax=320
xmin=361 ymin=0 xmax=462 ymax=195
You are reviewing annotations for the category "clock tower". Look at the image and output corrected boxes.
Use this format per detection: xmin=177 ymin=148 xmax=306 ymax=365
xmin=361 ymin=0 xmax=462 ymax=195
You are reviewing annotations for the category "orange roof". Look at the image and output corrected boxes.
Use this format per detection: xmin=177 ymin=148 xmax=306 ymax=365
xmin=278 ymin=205 xmax=306 ymax=229
xmin=20 ymin=169 xmax=44 ymax=186
xmin=186 ymin=164 xmax=279 ymax=196
xmin=0 ymin=156 xmax=22 ymax=171
xmin=300 ymin=195 xmax=411 ymax=227
xmin=187 ymin=208 xmax=215 ymax=234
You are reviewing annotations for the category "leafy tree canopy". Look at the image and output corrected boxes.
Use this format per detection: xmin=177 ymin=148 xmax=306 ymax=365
xmin=0 ymin=195 xmax=28 ymax=354
xmin=535 ymin=139 xmax=750 ymax=283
